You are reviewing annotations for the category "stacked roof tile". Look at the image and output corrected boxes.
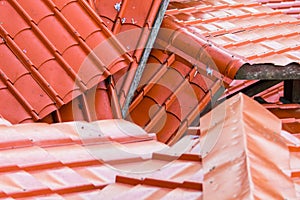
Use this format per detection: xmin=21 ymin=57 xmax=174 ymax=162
xmin=201 ymin=93 xmax=300 ymax=199
xmin=0 ymin=0 xmax=163 ymax=124
xmin=127 ymin=49 xmax=222 ymax=144
xmin=0 ymin=119 xmax=202 ymax=198
xmin=0 ymin=94 xmax=299 ymax=198
xmin=0 ymin=0 xmax=300 ymax=199
xmin=257 ymin=0 xmax=300 ymax=19
xmin=166 ymin=0 xmax=300 ymax=68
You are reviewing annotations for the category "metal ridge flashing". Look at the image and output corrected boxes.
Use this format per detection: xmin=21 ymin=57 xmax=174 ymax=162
xmin=121 ymin=0 xmax=170 ymax=118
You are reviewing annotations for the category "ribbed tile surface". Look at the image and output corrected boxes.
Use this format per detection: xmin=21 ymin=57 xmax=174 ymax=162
xmin=127 ymin=49 xmax=222 ymax=144
xmin=87 ymin=0 xmax=162 ymax=107
xmin=165 ymin=0 xmax=300 ymax=73
xmin=201 ymin=93 xmax=298 ymax=199
xmin=256 ymin=0 xmax=300 ymax=19
xmin=0 ymin=0 xmax=139 ymax=124
xmin=0 ymin=119 xmax=202 ymax=199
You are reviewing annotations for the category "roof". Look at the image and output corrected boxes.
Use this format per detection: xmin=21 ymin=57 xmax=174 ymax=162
xmin=200 ymin=93 xmax=300 ymax=199
xmin=87 ymin=0 xmax=164 ymax=108
xmin=257 ymin=0 xmax=300 ymax=19
xmin=164 ymin=0 xmax=300 ymax=79
xmin=0 ymin=0 xmax=163 ymax=124
xmin=223 ymin=79 xmax=300 ymax=134
xmin=123 ymin=0 xmax=300 ymax=144
xmin=0 ymin=119 xmax=201 ymax=198
xmin=1 ymin=94 xmax=300 ymax=198
xmin=127 ymin=49 xmax=222 ymax=144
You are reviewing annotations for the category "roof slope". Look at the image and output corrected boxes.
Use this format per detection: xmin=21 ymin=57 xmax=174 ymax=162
xmin=164 ymin=0 xmax=300 ymax=78
xmin=0 ymin=0 xmax=163 ymax=124
xmin=256 ymin=0 xmax=300 ymax=19
xmin=87 ymin=0 xmax=163 ymax=108
xmin=0 ymin=0 xmax=132 ymax=124
xmin=127 ymin=49 xmax=223 ymax=144
xmin=1 ymin=94 xmax=300 ymax=198
xmin=0 ymin=119 xmax=201 ymax=198
xmin=200 ymin=93 xmax=298 ymax=199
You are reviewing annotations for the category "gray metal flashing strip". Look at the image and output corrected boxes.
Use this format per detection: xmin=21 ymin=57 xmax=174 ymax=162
xmin=121 ymin=0 xmax=170 ymax=117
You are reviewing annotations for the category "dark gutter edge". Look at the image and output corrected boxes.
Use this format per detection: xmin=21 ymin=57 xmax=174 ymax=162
xmin=235 ymin=63 xmax=300 ymax=80
xmin=217 ymin=80 xmax=282 ymax=105
xmin=121 ymin=0 xmax=170 ymax=117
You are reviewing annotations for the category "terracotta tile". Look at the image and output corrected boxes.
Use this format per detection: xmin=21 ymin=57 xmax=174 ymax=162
xmin=0 ymin=1 xmax=30 ymax=38
xmin=45 ymin=144 xmax=97 ymax=166
xmin=201 ymin=93 xmax=297 ymax=199
xmin=1 ymin=146 xmax=60 ymax=170
xmin=164 ymin=0 xmax=300 ymax=80
xmin=13 ymin=74 xmax=56 ymax=116
xmin=0 ymin=88 xmax=32 ymax=124
xmin=15 ymin=0 xmax=53 ymax=24
xmin=85 ymin=83 xmax=114 ymax=120
xmin=14 ymin=30 xmax=55 ymax=69
xmin=38 ymin=15 xmax=78 ymax=54
xmin=38 ymin=60 xmax=78 ymax=101
xmin=75 ymin=165 xmax=119 ymax=186
xmin=0 ymin=44 xmax=29 ymax=83
xmin=14 ymin=123 xmax=74 ymax=146
xmin=82 ymin=24 xmax=105 ymax=45
xmin=60 ymin=2 xmax=101 ymax=40
xmin=0 ymin=0 xmax=138 ymax=124
xmin=118 ymin=1 xmax=154 ymax=28
xmin=128 ymin=96 xmax=161 ymax=127
xmin=59 ymin=96 xmax=86 ymax=122
xmin=153 ymin=112 xmax=181 ymax=143
xmin=32 ymin=167 xmax=94 ymax=193
xmin=0 ymin=119 xmax=203 ymax=198
xmin=0 ymin=126 xmax=32 ymax=149
xmin=89 ymin=0 xmax=163 ymax=107
xmin=0 ymin=171 xmax=49 ymax=198
xmin=257 ymin=0 xmax=300 ymax=19
xmin=92 ymin=0 xmax=119 ymax=25
xmin=160 ymin=188 xmax=202 ymax=200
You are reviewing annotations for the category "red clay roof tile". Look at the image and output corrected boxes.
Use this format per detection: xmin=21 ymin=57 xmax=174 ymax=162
xmin=164 ymin=0 xmax=300 ymax=80
xmin=0 ymin=119 xmax=202 ymax=198
xmin=256 ymin=0 xmax=300 ymax=19
xmin=225 ymin=80 xmax=300 ymax=135
xmin=201 ymin=93 xmax=298 ymax=199
xmin=88 ymin=0 xmax=163 ymax=107
xmin=0 ymin=0 xmax=144 ymax=124
xmin=127 ymin=49 xmax=222 ymax=144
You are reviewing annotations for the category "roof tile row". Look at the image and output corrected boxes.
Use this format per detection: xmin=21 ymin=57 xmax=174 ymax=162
xmin=166 ymin=0 xmax=300 ymax=68
xmin=127 ymin=49 xmax=221 ymax=144
xmin=0 ymin=0 xmax=163 ymax=124
xmin=256 ymin=0 xmax=300 ymax=19
xmin=0 ymin=119 xmax=202 ymax=199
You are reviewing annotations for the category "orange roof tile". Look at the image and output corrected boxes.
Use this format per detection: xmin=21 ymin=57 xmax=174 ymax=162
xmin=164 ymin=0 xmax=300 ymax=79
xmin=87 ymin=0 xmax=163 ymax=108
xmin=0 ymin=119 xmax=202 ymax=198
xmin=0 ymin=0 xmax=141 ymax=124
xmin=200 ymin=93 xmax=298 ymax=199
xmin=224 ymin=79 xmax=300 ymax=134
xmin=127 ymin=49 xmax=223 ymax=144
xmin=257 ymin=0 xmax=300 ymax=19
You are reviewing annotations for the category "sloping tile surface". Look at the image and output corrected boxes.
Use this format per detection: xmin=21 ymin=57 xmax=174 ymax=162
xmin=224 ymin=80 xmax=300 ymax=135
xmin=0 ymin=119 xmax=202 ymax=198
xmin=165 ymin=0 xmax=300 ymax=73
xmin=88 ymin=0 xmax=163 ymax=107
xmin=256 ymin=0 xmax=300 ymax=19
xmin=200 ymin=93 xmax=298 ymax=199
xmin=0 ymin=0 xmax=138 ymax=124
xmin=127 ymin=49 xmax=222 ymax=144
